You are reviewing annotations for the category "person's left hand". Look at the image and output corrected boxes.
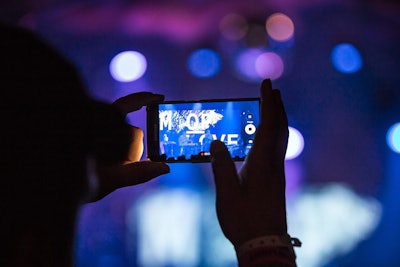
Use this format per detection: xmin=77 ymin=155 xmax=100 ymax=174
xmin=87 ymin=92 xmax=170 ymax=202
xmin=210 ymin=79 xmax=289 ymax=247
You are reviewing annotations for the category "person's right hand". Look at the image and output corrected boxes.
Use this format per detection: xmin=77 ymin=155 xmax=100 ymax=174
xmin=210 ymin=79 xmax=289 ymax=248
xmin=87 ymin=92 xmax=170 ymax=202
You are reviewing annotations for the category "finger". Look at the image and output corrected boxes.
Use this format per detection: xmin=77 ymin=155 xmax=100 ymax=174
xmin=260 ymin=78 xmax=273 ymax=103
xmin=116 ymin=161 xmax=170 ymax=187
xmin=273 ymin=90 xmax=289 ymax=160
xmin=112 ymin=92 xmax=164 ymax=115
xmin=250 ymin=79 xmax=277 ymax=154
xmin=125 ymin=126 xmax=144 ymax=162
xmin=210 ymin=140 xmax=241 ymax=197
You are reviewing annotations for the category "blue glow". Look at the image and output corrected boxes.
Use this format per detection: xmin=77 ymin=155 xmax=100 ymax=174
xmin=109 ymin=51 xmax=147 ymax=82
xmin=98 ymin=255 xmax=124 ymax=267
xmin=187 ymin=48 xmax=221 ymax=78
xmin=387 ymin=123 xmax=400 ymax=153
xmin=331 ymin=43 xmax=363 ymax=73
xmin=286 ymin=127 xmax=305 ymax=160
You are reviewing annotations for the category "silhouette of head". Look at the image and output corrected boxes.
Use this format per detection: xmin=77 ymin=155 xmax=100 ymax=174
xmin=0 ymin=24 xmax=130 ymax=265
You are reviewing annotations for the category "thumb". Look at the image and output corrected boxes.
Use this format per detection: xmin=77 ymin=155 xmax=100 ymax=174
xmin=210 ymin=140 xmax=240 ymax=197
xmin=117 ymin=161 xmax=170 ymax=186
xmin=88 ymin=161 xmax=170 ymax=202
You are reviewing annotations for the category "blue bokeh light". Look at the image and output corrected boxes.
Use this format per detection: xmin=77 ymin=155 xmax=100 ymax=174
xmin=387 ymin=123 xmax=400 ymax=153
xmin=109 ymin=51 xmax=147 ymax=82
xmin=187 ymin=48 xmax=221 ymax=78
xmin=331 ymin=43 xmax=363 ymax=74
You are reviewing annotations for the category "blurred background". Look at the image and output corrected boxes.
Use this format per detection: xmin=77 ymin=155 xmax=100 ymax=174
xmin=1 ymin=0 xmax=399 ymax=266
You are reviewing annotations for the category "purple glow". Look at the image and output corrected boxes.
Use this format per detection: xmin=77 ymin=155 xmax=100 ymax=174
xmin=235 ymin=49 xmax=263 ymax=81
xmin=255 ymin=52 xmax=284 ymax=80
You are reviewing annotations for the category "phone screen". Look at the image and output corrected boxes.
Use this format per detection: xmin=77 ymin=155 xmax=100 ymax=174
xmin=147 ymin=98 xmax=260 ymax=162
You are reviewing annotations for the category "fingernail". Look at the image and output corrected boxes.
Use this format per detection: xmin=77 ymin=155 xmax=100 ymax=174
xmin=210 ymin=140 xmax=229 ymax=161
xmin=262 ymin=78 xmax=272 ymax=89
xmin=210 ymin=140 xmax=224 ymax=154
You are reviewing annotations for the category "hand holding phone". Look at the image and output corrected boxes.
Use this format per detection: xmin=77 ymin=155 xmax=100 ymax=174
xmin=210 ymin=79 xmax=289 ymax=245
xmin=87 ymin=92 xmax=170 ymax=202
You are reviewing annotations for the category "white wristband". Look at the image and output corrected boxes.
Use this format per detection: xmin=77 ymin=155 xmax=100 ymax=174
xmin=236 ymin=234 xmax=302 ymax=256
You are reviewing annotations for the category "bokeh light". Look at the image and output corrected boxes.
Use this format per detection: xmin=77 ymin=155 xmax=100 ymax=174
xmin=109 ymin=51 xmax=147 ymax=82
xmin=245 ymin=24 xmax=268 ymax=48
xmin=255 ymin=52 xmax=284 ymax=80
xmin=331 ymin=43 xmax=363 ymax=73
xmin=135 ymin=189 xmax=202 ymax=267
xmin=219 ymin=13 xmax=248 ymax=41
xmin=387 ymin=123 xmax=400 ymax=153
xmin=286 ymin=126 xmax=305 ymax=160
xmin=234 ymin=48 xmax=263 ymax=81
xmin=266 ymin=13 xmax=295 ymax=42
xmin=290 ymin=184 xmax=382 ymax=267
xmin=187 ymin=48 xmax=221 ymax=78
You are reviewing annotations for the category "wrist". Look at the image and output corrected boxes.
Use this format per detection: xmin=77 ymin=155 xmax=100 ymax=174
xmin=235 ymin=234 xmax=301 ymax=267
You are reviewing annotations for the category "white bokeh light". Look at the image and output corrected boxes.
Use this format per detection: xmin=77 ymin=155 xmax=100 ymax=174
xmin=387 ymin=122 xmax=400 ymax=153
xmin=286 ymin=126 xmax=305 ymax=160
xmin=288 ymin=184 xmax=382 ymax=267
xmin=133 ymin=189 xmax=202 ymax=267
xmin=109 ymin=51 xmax=147 ymax=82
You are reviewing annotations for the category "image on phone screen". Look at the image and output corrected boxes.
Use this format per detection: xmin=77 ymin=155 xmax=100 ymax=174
xmin=147 ymin=98 xmax=260 ymax=162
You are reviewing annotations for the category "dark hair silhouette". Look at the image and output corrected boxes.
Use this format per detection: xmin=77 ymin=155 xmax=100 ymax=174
xmin=0 ymin=24 xmax=130 ymax=266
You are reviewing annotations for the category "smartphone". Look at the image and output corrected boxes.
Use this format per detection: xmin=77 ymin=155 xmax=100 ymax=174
xmin=146 ymin=98 xmax=260 ymax=162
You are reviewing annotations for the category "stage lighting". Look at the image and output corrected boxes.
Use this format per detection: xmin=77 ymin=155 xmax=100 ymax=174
xmin=266 ymin=13 xmax=295 ymax=42
xmin=291 ymin=184 xmax=382 ymax=267
xmin=187 ymin=48 xmax=221 ymax=78
xmin=134 ymin=189 xmax=202 ymax=267
xmin=109 ymin=51 xmax=147 ymax=82
xmin=331 ymin=43 xmax=363 ymax=74
xmin=234 ymin=48 xmax=263 ymax=82
xmin=219 ymin=13 xmax=248 ymax=41
xmin=286 ymin=126 xmax=304 ymax=160
xmin=255 ymin=52 xmax=284 ymax=80
xmin=387 ymin=122 xmax=400 ymax=153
